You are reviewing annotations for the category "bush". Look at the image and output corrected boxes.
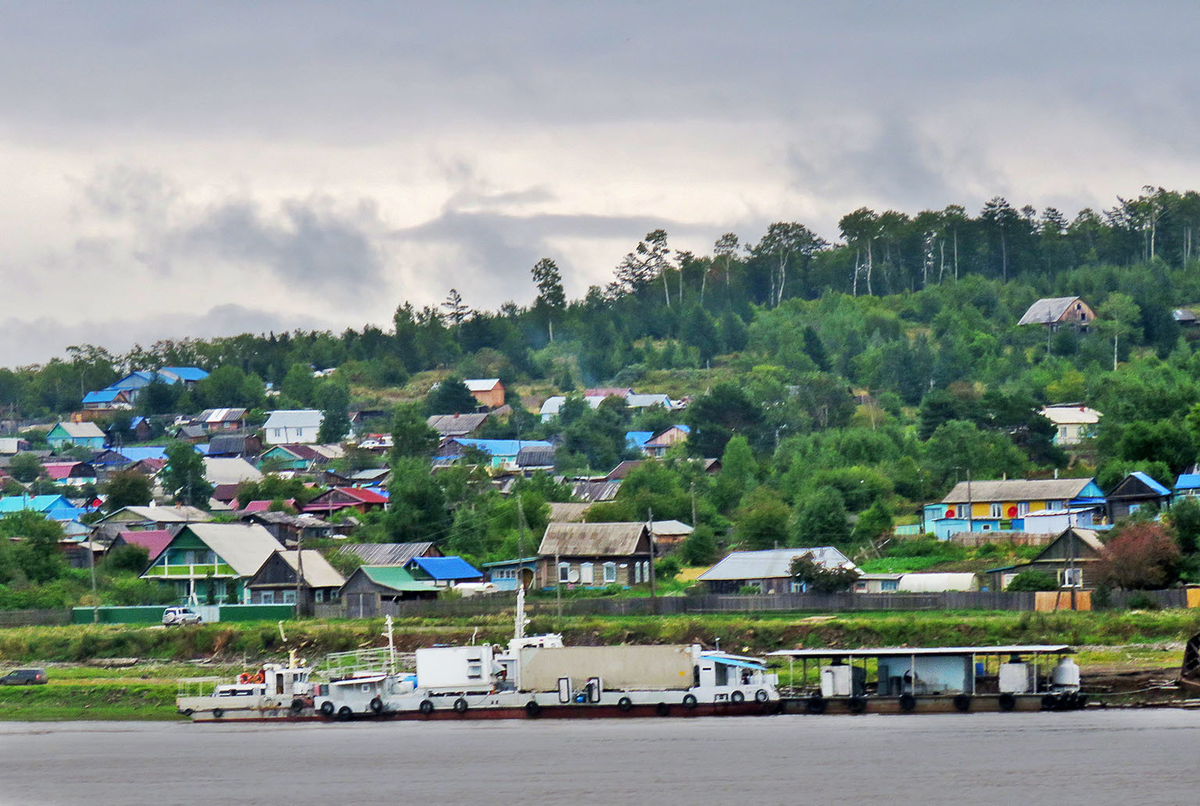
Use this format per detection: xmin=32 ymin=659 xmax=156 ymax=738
xmin=737 ymin=584 xmax=763 ymax=595
xmin=1004 ymin=570 xmax=1059 ymax=592
xmin=655 ymin=555 xmax=681 ymax=580
xmin=1126 ymin=591 xmax=1161 ymax=611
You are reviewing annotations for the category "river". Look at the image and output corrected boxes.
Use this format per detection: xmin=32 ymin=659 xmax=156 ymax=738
xmin=0 ymin=711 xmax=1196 ymax=805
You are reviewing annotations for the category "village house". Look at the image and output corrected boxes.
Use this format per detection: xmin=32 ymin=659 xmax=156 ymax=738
xmin=643 ymin=425 xmax=690 ymax=458
xmin=0 ymin=494 xmax=82 ymax=522
xmin=0 ymin=438 xmax=30 ymax=455
xmin=1017 ymin=296 xmax=1096 ymax=330
xmin=536 ymin=522 xmax=654 ymax=589
xmin=335 ymin=542 xmax=441 ymax=566
xmin=922 ymin=477 xmax=1107 ymax=539
xmin=340 ymin=566 xmax=439 ymax=617
xmin=464 ymin=378 xmax=506 ymax=409
xmin=301 ymin=486 xmax=388 ymax=516
xmin=107 ymin=529 xmax=173 ymax=562
xmin=206 ymin=432 xmax=262 ymax=458
xmin=46 ymin=421 xmax=106 ymax=450
xmin=42 ymin=461 xmax=97 ymax=488
xmin=93 ymin=505 xmax=212 ymax=533
xmin=1173 ymin=473 xmax=1200 ymax=503
xmin=237 ymin=511 xmax=334 ymax=547
xmin=697 ymin=547 xmax=856 ymax=595
xmin=262 ymin=410 xmax=323 ymax=445
xmin=191 ymin=408 xmax=247 ymax=432
xmin=986 ymin=527 xmax=1106 ymax=590
xmin=245 ymin=549 xmax=345 ymax=612
xmin=481 ymin=557 xmax=538 ymax=591
xmin=139 ymin=523 xmax=285 ymax=605
xmin=649 ymin=519 xmax=694 ymax=552
xmin=1107 ymin=472 xmax=1173 ymax=520
xmin=436 ymin=438 xmax=555 ymax=471
xmin=404 ymin=555 xmax=483 ymax=587
xmin=81 ymin=389 xmax=134 ymax=411
xmin=1039 ymin=404 xmax=1101 ymax=446
xmin=426 ymin=412 xmax=491 ymax=440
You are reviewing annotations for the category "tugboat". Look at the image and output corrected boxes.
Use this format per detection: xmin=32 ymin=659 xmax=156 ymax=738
xmin=177 ymin=651 xmax=316 ymax=721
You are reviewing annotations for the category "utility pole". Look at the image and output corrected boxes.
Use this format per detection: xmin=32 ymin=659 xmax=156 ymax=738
xmin=647 ymin=508 xmax=657 ymax=615
xmin=690 ymin=481 xmax=698 ymax=527
xmin=555 ymin=551 xmax=562 ymax=624
xmin=294 ymin=528 xmax=305 ymax=618
xmin=966 ymin=467 xmax=973 ymax=534
xmin=88 ymin=538 xmax=98 ymax=624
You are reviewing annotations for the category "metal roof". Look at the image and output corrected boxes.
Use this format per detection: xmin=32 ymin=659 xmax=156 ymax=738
xmin=50 ymin=421 xmax=105 ymax=439
xmin=453 ymin=438 xmax=553 ymax=457
xmin=119 ymin=446 xmax=168 ymax=462
xmin=538 ymin=522 xmax=649 ymax=556
xmin=1176 ymin=474 xmax=1200 ymax=490
xmin=1018 ymin=296 xmax=1084 ymax=325
xmin=100 ymin=505 xmax=212 ymax=524
xmin=115 ymin=530 xmax=173 ymax=561
xmin=1128 ymin=471 xmax=1171 ymax=497
xmin=178 ymin=524 xmax=285 ymax=576
xmin=358 ymin=565 xmax=437 ymax=592
xmin=547 ymin=502 xmax=592 ymax=522
xmin=698 ymin=547 xmax=853 ymax=582
xmin=408 ymin=555 xmax=482 ymax=580
xmin=941 ymin=477 xmax=1094 ymax=504
xmin=768 ymin=645 xmax=1073 ymax=658
xmin=273 ymin=550 xmax=346 ymax=588
xmin=263 ymin=410 xmax=324 ymax=430
xmin=464 ymin=378 xmax=502 ymax=392
xmin=203 ymin=457 xmax=262 ymax=486
xmin=338 ymin=542 xmax=436 ymax=566
xmin=427 ymin=413 xmax=489 ymax=436
xmin=1039 ymin=405 xmax=1101 ymax=425
xmin=159 ymin=367 xmax=209 ymax=382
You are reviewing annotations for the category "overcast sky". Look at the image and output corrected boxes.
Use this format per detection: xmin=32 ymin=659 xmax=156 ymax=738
xmin=2 ymin=1 xmax=1198 ymax=365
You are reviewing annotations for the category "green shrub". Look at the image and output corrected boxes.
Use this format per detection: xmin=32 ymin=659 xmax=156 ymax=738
xmin=1004 ymin=570 xmax=1059 ymax=592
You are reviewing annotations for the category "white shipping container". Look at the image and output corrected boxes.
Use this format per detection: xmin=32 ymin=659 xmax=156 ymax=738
xmin=519 ymin=645 xmax=694 ymax=692
xmin=416 ymin=646 xmax=495 ymax=690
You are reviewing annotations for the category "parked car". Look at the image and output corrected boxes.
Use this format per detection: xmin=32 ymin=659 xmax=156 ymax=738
xmin=162 ymin=607 xmax=202 ymax=626
xmin=0 ymin=669 xmax=47 ymax=685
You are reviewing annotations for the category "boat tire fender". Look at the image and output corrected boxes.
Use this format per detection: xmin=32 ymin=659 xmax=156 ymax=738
xmin=617 ymin=696 xmax=633 ymax=712
xmin=953 ymin=694 xmax=971 ymax=712
xmin=419 ymin=699 xmax=435 ymax=716
xmin=524 ymin=700 xmax=542 ymax=718
xmin=655 ymin=702 xmax=670 ymax=717
xmin=997 ymin=693 xmax=1017 ymax=712
xmin=370 ymin=697 xmax=384 ymax=715
xmin=337 ymin=706 xmax=353 ymax=720
xmin=453 ymin=697 xmax=469 ymax=714
xmin=182 ymin=709 xmax=194 ymax=717
xmin=682 ymin=694 xmax=698 ymax=709
xmin=805 ymin=696 xmax=826 ymax=715
xmin=212 ymin=708 xmax=224 ymax=719
xmin=1041 ymin=694 xmax=1058 ymax=711
xmin=730 ymin=690 xmax=745 ymax=705
xmin=290 ymin=699 xmax=305 ymax=715
xmin=754 ymin=689 xmax=769 ymax=704
xmin=898 ymin=693 xmax=917 ymax=712
xmin=848 ymin=696 xmax=867 ymax=714
xmin=319 ymin=701 xmax=335 ymax=717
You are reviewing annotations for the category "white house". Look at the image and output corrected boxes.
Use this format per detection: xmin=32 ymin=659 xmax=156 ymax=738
xmin=263 ymin=410 xmax=324 ymax=445
xmin=1039 ymin=404 xmax=1101 ymax=446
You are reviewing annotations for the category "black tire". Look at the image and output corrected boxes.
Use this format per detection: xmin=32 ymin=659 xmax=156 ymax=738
xmin=1041 ymin=694 xmax=1058 ymax=711
xmin=997 ymin=692 xmax=1016 ymax=712
xmin=755 ymin=689 xmax=770 ymax=704
xmin=805 ymin=696 xmax=827 ymax=715
xmin=656 ymin=702 xmax=670 ymax=717
xmin=524 ymin=700 xmax=542 ymax=718
xmin=182 ymin=708 xmax=194 ymax=717
xmin=369 ymin=696 xmax=384 ymax=714
xmin=1075 ymin=693 xmax=1088 ymax=709
xmin=682 ymin=694 xmax=698 ymax=710
xmin=617 ymin=696 xmax=633 ymax=712
xmin=212 ymin=708 xmax=224 ymax=719
xmin=419 ymin=699 xmax=434 ymax=716
xmin=337 ymin=706 xmax=353 ymax=721
xmin=953 ymin=694 xmax=971 ymax=712
xmin=898 ymin=693 xmax=917 ymax=712
xmin=730 ymin=690 xmax=745 ymax=705
xmin=319 ymin=700 xmax=335 ymax=717
xmin=290 ymin=699 xmax=305 ymax=715
xmin=848 ymin=696 xmax=867 ymax=714
xmin=453 ymin=697 xmax=469 ymax=714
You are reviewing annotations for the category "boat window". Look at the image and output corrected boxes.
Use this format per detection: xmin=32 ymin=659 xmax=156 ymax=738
xmin=715 ymin=664 xmax=728 ymax=686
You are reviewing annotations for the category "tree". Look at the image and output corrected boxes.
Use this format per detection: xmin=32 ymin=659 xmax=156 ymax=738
xmin=443 ymin=288 xmax=470 ymax=325
xmin=791 ymin=486 xmax=851 ymax=546
xmin=531 ymin=258 xmax=566 ymax=341
xmin=104 ymin=470 xmax=152 ymax=512
xmin=734 ymin=486 xmax=791 ymax=550
xmin=390 ymin=402 xmax=440 ymax=461
xmin=315 ymin=380 xmax=351 ymax=443
xmin=679 ymin=524 xmax=719 ymax=566
xmin=281 ymin=363 xmax=316 ymax=407
xmin=1098 ymin=292 xmax=1142 ymax=371
xmin=0 ymin=511 xmax=65 ymax=583
xmin=685 ymin=383 xmax=766 ymax=457
xmin=852 ymin=499 xmax=894 ymax=543
xmin=1170 ymin=496 xmax=1200 ymax=555
xmin=1093 ymin=523 xmax=1182 ymax=590
xmin=386 ymin=456 xmax=450 ymax=541
xmin=9 ymin=452 xmax=42 ymax=484
xmin=1004 ymin=570 xmax=1059 ymax=592
xmin=161 ymin=441 xmax=213 ymax=508
xmin=712 ymin=435 xmax=755 ymax=513
xmin=426 ymin=377 xmax=478 ymax=415
xmin=749 ymin=222 xmax=826 ymax=306
xmin=789 ymin=552 xmax=860 ymax=594
xmin=104 ymin=544 xmax=150 ymax=574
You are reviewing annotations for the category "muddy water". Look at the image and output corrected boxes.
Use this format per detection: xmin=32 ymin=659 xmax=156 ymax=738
xmin=0 ymin=711 xmax=1196 ymax=805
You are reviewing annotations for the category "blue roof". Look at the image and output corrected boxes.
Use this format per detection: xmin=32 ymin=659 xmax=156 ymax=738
xmin=407 ymin=555 xmax=482 ymax=581
xmin=194 ymin=444 xmax=211 ymax=455
xmin=453 ymin=438 xmax=554 ymax=456
xmin=1131 ymin=471 xmax=1171 ymax=497
xmin=119 ymin=446 xmax=168 ymax=462
xmin=129 ymin=416 xmax=146 ymax=429
xmin=83 ymin=389 xmax=124 ymax=404
xmin=160 ymin=367 xmax=209 ymax=382
xmin=107 ymin=371 xmax=158 ymax=391
xmin=676 ymin=424 xmax=691 ymax=434
xmin=1177 ymin=474 xmax=1200 ymax=491
xmin=0 ymin=494 xmax=77 ymax=516
xmin=625 ymin=431 xmax=654 ymax=448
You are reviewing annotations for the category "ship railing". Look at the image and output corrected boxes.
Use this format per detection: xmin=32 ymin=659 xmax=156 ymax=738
xmin=178 ymin=677 xmax=222 ymax=698
xmin=320 ymin=648 xmax=414 ymax=680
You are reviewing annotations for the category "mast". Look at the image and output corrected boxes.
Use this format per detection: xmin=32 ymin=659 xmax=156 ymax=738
xmin=515 ymin=585 xmax=527 ymax=640
xmin=383 ymin=615 xmax=395 ymax=676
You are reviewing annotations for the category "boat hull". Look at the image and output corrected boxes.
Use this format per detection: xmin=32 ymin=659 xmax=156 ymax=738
xmin=778 ymin=692 xmax=1085 ymax=715
xmin=187 ymin=700 xmax=778 ymax=722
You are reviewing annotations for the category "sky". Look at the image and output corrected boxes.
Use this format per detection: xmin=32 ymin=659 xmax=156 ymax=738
xmin=3 ymin=1 xmax=1199 ymax=366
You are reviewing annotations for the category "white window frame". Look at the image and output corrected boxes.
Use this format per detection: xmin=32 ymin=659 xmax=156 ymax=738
xmin=282 ymin=590 xmax=297 ymax=604
xmin=579 ymin=562 xmax=594 ymax=585
xmin=989 ymin=503 xmax=1003 ymax=518
xmin=260 ymin=591 xmax=275 ymax=604
xmin=557 ymin=563 xmax=571 ymax=584
xmin=602 ymin=562 xmax=618 ymax=584
xmin=1061 ymin=568 xmax=1083 ymax=588
xmin=1017 ymin=502 xmax=1030 ymax=517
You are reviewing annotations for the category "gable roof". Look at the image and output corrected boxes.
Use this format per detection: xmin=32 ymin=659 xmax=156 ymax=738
xmin=625 ymin=432 xmax=655 ymax=450
xmin=177 ymin=523 xmax=285 ymax=576
xmin=698 ymin=547 xmax=854 ymax=582
xmin=115 ymin=530 xmax=173 ymax=561
xmin=407 ymin=555 xmax=482 ymax=581
xmin=208 ymin=433 xmax=254 ymax=454
xmin=1177 ymin=473 xmax=1200 ymax=491
xmin=83 ymin=389 xmax=129 ymax=404
xmin=356 ymin=565 xmax=437 ymax=593
xmin=42 ymin=461 xmax=95 ymax=480
xmin=49 ymin=421 xmax=105 ymax=439
xmin=203 ymin=457 xmax=263 ymax=486
xmin=464 ymin=378 xmax=502 ymax=392
xmin=427 ymin=413 xmax=490 ymax=437
xmin=941 ymin=477 xmax=1096 ymax=504
xmin=195 ymin=408 xmax=246 ymax=424
xmin=451 ymin=438 xmax=553 ymax=457
xmin=1037 ymin=527 xmax=1106 ymax=558
xmin=98 ymin=505 xmax=212 ymax=524
xmin=1018 ymin=296 xmax=1085 ymax=325
xmin=548 ymin=502 xmax=592 ymax=522
xmin=1039 ymin=405 xmax=1101 ymax=425
xmin=263 ymin=410 xmax=323 ymax=430
xmin=1111 ymin=471 xmax=1171 ymax=498
xmin=267 ymin=550 xmax=345 ymax=588
xmin=516 ymin=445 xmax=556 ymax=467
xmin=0 ymin=494 xmax=76 ymax=515
xmin=119 ymin=446 xmax=168 ymax=463
xmin=538 ymin=522 xmax=650 ymax=556
xmin=571 ymin=480 xmax=622 ymax=502
xmin=338 ymin=542 xmax=437 ymax=566
xmin=159 ymin=367 xmax=209 ymax=383
xmin=626 ymin=393 xmax=673 ymax=409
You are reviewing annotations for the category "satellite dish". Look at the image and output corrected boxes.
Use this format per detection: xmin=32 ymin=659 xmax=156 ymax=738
xmin=568 ymin=570 xmax=580 ymax=584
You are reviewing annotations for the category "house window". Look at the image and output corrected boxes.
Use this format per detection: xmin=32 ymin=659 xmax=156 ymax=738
xmin=881 ymin=580 xmax=899 ymax=592
xmin=643 ymin=561 xmax=651 ymax=581
xmin=184 ymin=551 xmax=196 ymax=565
xmin=315 ymin=590 xmax=325 ymax=603
xmin=261 ymin=591 xmax=276 ymax=604
xmin=989 ymin=503 xmax=1003 ymax=518
xmin=282 ymin=590 xmax=297 ymax=604
xmin=1061 ymin=568 xmax=1083 ymax=588
xmin=634 ymin=562 xmax=642 ymax=584
xmin=602 ymin=563 xmax=618 ymax=584
xmin=1017 ymin=502 xmax=1030 ymax=517
xmin=1047 ymin=500 xmax=1062 ymax=511
xmin=854 ymin=581 xmax=867 ymax=592
xmin=579 ymin=562 xmax=594 ymax=585
xmin=274 ymin=429 xmax=281 ymax=438
xmin=213 ymin=581 xmax=227 ymax=602
xmin=557 ymin=563 xmax=570 ymax=584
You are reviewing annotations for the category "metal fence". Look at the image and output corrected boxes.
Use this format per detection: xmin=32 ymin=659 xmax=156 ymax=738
xmin=0 ymin=609 xmax=72 ymax=627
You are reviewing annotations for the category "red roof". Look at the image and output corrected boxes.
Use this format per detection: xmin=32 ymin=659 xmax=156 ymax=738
xmin=339 ymin=487 xmax=387 ymax=504
xmin=301 ymin=486 xmax=388 ymax=513
xmin=242 ymin=499 xmax=295 ymax=513
xmin=116 ymin=530 xmax=173 ymax=561
xmin=43 ymin=462 xmax=88 ymax=480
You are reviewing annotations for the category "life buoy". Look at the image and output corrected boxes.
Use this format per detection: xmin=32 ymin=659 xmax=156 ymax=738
xmin=238 ymin=673 xmax=252 ymax=684
xmin=997 ymin=693 xmax=1016 ymax=712
xmin=953 ymin=694 xmax=971 ymax=712
xmin=617 ymin=696 xmax=633 ymax=712
xmin=730 ymin=690 xmax=745 ymax=705
xmin=370 ymin=697 xmax=384 ymax=714
xmin=524 ymin=700 xmax=542 ymax=718
xmin=681 ymin=694 xmax=698 ymax=709
xmin=453 ymin=697 xmax=469 ymax=714
xmin=253 ymin=672 xmax=265 ymax=684
xmin=898 ymin=693 xmax=917 ymax=712
xmin=419 ymin=699 xmax=435 ymax=716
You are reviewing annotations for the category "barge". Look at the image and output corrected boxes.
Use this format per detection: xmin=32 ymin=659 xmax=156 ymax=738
xmin=769 ymin=645 xmax=1086 ymax=714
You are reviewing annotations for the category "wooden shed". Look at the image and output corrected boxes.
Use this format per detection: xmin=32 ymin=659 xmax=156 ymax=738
xmin=536 ymin=522 xmax=653 ymax=589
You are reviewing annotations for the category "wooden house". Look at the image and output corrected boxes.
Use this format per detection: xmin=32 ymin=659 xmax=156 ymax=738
xmin=643 ymin=425 xmax=690 ymax=458
xmin=246 ymin=550 xmax=345 ymax=612
xmin=923 ymin=477 xmax=1106 ymax=539
xmin=301 ymin=486 xmax=388 ymax=516
xmin=536 ymin=522 xmax=654 ymax=589
xmin=334 ymin=542 xmax=441 ymax=567
xmin=987 ymin=527 xmax=1106 ymax=590
xmin=1107 ymin=472 xmax=1172 ymax=520
xmin=464 ymin=378 xmax=506 ymax=409
xmin=238 ymin=511 xmax=334 ymax=547
xmin=1017 ymin=296 xmax=1095 ymax=330
xmin=139 ymin=523 xmax=284 ymax=605
xmin=340 ymin=566 xmax=438 ymax=617
xmin=46 ymin=421 xmax=105 ymax=450
xmin=697 ymin=547 xmax=855 ymax=595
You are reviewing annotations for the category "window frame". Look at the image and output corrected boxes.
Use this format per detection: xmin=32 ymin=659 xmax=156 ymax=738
xmin=602 ymin=562 xmax=618 ymax=584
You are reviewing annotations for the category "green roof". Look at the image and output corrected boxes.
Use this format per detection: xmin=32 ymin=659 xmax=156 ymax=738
xmin=360 ymin=565 xmax=437 ymax=593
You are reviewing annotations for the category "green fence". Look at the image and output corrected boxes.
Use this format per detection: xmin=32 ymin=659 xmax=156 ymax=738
xmin=217 ymin=604 xmax=296 ymax=622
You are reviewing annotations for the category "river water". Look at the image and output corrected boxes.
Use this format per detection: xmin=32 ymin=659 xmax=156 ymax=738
xmin=0 ymin=711 xmax=1196 ymax=805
